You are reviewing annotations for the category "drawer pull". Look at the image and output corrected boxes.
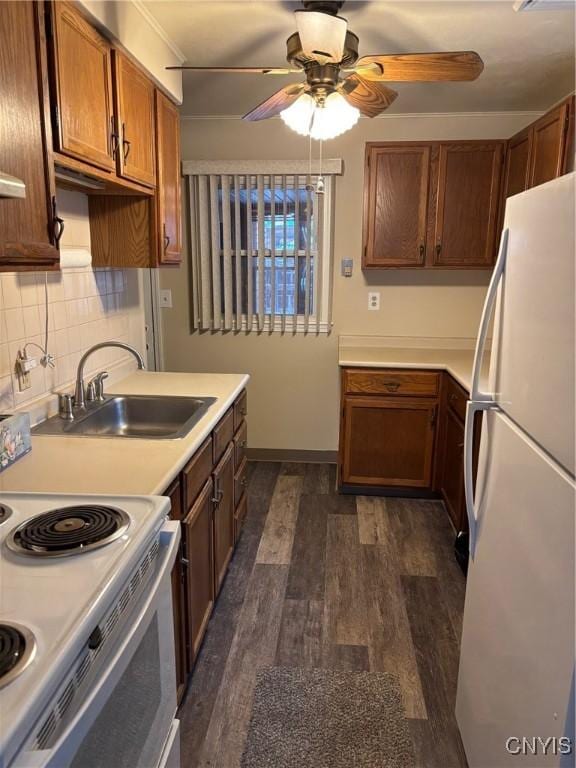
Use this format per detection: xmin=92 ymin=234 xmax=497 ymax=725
xmin=241 ymin=477 xmax=247 ymax=488
xmin=384 ymin=382 xmax=401 ymax=392
xmin=238 ymin=440 xmax=246 ymax=449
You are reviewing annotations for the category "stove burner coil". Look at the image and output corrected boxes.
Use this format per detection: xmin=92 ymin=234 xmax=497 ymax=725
xmin=6 ymin=505 xmax=130 ymax=557
xmin=0 ymin=505 xmax=12 ymax=525
xmin=0 ymin=623 xmax=36 ymax=688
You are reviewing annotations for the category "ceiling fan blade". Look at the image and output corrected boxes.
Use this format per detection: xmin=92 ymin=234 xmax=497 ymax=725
xmin=354 ymin=51 xmax=484 ymax=82
xmin=243 ymin=83 xmax=307 ymax=122
xmin=340 ymin=75 xmax=397 ymax=118
xmin=295 ymin=10 xmax=347 ymax=63
xmin=166 ymin=66 xmax=297 ymax=74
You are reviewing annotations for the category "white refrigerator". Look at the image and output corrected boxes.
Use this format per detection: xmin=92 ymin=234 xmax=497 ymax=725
xmin=456 ymin=172 xmax=576 ymax=768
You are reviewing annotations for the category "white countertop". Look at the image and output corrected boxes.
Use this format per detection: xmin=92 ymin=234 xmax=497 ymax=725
xmin=338 ymin=336 xmax=490 ymax=392
xmin=0 ymin=371 xmax=249 ymax=496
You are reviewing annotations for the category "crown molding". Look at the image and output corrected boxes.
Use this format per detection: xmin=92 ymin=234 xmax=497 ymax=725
xmin=181 ymin=110 xmax=545 ymax=121
xmin=130 ymin=0 xmax=187 ymax=63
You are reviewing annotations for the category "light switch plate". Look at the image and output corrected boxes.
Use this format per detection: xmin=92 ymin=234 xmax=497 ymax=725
xmin=159 ymin=289 xmax=173 ymax=308
xmin=368 ymin=291 xmax=380 ymax=311
xmin=341 ymin=258 xmax=353 ymax=277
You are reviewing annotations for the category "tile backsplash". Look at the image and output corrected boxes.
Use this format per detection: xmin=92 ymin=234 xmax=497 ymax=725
xmin=0 ymin=190 xmax=146 ymax=414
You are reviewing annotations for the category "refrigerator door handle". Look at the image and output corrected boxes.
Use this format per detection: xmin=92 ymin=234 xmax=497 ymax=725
xmin=470 ymin=228 xmax=509 ymax=402
xmin=464 ymin=400 xmax=497 ymax=558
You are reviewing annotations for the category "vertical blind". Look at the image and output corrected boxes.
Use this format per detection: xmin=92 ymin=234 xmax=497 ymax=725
xmin=183 ymin=159 xmax=342 ymax=333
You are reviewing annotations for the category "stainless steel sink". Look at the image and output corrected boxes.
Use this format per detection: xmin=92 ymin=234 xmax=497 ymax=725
xmin=33 ymin=395 xmax=217 ymax=439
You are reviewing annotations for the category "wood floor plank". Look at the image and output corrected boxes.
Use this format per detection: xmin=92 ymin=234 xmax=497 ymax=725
xmin=357 ymin=495 xmax=395 ymax=546
xmin=324 ymin=514 xmax=370 ymax=647
xmin=302 ymin=462 xmax=331 ymax=494
xmin=361 ymin=543 xmax=428 ymax=719
xmin=322 ymin=643 xmax=370 ymax=672
xmin=402 ymin=575 xmax=468 ymax=767
xmin=286 ymin=494 xmax=328 ymax=600
xmin=255 ymin=475 xmax=303 ymax=565
xmin=275 ymin=598 xmax=324 ymax=669
xmin=198 ymin=563 xmax=289 ymax=768
xmin=386 ymin=498 xmax=438 ymax=577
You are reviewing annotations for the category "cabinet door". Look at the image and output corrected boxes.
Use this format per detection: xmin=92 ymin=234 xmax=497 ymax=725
xmin=363 ymin=144 xmax=431 ymax=267
xmin=341 ymin=396 xmax=437 ymax=488
xmin=183 ymin=479 xmax=215 ymax=664
xmin=503 ymin=128 xmax=532 ymax=199
xmin=0 ymin=2 xmax=59 ymax=271
xmin=155 ymin=90 xmax=182 ymax=264
xmin=433 ymin=142 xmax=503 ymax=268
xmin=49 ymin=1 xmax=115 ymax=171
xmin=114 ymin=52 xmax=156 ymax=187
xmin=439 ymin=406 xmax=465 ymax=530
xmin=165 ymin=479 xmax=188 ymax=703
xmin=529 ymin=101 xmax=570 ymax=188
xmin=212 ymin=442 xmax=235 ymax=596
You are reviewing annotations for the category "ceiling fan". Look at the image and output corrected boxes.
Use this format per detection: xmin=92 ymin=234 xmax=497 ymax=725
xmin=168 ymin=0 xmax=484 ymax=138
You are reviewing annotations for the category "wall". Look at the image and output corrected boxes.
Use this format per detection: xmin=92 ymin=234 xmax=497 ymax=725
xmin=160 ymin=112 xmax=537 ymax=453
xmin=0 ymin=190 xmax=146 ymax=416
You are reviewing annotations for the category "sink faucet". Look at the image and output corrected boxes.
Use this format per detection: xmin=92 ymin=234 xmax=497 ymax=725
xmin=74 ymin=342 xmax=145 ymax=409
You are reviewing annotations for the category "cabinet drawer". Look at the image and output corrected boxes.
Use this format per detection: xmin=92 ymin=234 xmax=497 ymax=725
xmin=183 ymin=437 xmax=213 ymax=511
xmin=213 ymin=408 xmax=234 ymax=465
xmin=344 ymin=368 xmax=440 ymax=397
xmin=234 ymin=458 xmax=248 ymax=508
xmin=234 ymin=493 xmax=248 ymax=544
xmin=445 ymin=375 xmax=468 ymax=422
xmin=234 ymin=421 xmax=247 ymax=469
xmin=233 ymin=390 xmax=247 ymax=432
xmin=165 ymin=478 xmax=183 ymax=521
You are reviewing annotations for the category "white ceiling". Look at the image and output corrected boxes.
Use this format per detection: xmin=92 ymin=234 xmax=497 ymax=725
xmin=142 ymin=0 xmax=575 ymax=116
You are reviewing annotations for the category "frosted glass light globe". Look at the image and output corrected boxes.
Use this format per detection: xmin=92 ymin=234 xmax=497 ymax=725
xmin=280 ymin=91 xmax=360 ymax=140
xmin=310 ymin=92 xmax=360 ymax=140
xmin=280 ymin=94 xmax=315 ymax=136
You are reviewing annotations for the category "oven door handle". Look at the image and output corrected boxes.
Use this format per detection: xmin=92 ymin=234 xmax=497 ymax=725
xmin=21 ymin=522 xmax=180 ymax=768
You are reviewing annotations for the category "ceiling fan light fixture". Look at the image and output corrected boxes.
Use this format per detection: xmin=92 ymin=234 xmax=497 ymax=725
xmin=310 ymin=91 xmax=359 ymax=139
xmin=280 ymin=93 xmax=316 ymax=135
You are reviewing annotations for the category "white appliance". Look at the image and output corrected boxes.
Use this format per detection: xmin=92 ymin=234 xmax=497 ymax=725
xmin=0 ymin=492 xmax=181 ymax=768
xmin=456 ymin=173 xmax=575 ymax=767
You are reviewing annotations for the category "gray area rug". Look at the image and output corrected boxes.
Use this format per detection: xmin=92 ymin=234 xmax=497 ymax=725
xmin=240 ymin=666 xmax=416 ymax=768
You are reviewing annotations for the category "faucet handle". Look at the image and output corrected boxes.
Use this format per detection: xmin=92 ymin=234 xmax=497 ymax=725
xmin=90 ymin=371 xmax=109 ymax=401
xmin=58 ymin=393 xmax=75 ymax=421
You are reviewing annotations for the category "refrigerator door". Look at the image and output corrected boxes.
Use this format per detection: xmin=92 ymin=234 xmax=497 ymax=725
xmin=489 ymin=173 xmax=575 ymax=476
xmin=456 ymin=409 xmax=575 ymax=767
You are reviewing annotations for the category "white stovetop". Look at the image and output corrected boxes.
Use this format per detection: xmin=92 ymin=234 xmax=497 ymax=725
xmin=0 ymin=492 xmax=170 ymax=767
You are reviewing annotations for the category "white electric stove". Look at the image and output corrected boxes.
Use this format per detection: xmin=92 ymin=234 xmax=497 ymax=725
xmin=0 ymin=492 xmax=181 ymax=768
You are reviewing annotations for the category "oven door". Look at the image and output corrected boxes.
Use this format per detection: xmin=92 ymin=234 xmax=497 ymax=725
xmin=17 ymin=522 xmax=181 ymax=768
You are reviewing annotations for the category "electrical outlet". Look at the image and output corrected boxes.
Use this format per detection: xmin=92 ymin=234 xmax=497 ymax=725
xmin=368 ymin=291 xmax=380 ymax=311
xmin=15 ymin=350 xmax=36 ymax=391
xmin=159 ymin=289 xmax=173 ymax=308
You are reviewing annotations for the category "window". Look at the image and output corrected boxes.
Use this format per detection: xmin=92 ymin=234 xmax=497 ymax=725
xmin=184 ymin=160 xmax=341 ymax=333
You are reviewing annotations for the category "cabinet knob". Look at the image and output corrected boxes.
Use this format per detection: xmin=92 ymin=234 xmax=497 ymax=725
xmin=436 ymin=244 xmax=442 ymax=256
xmin=419 ymin=243 xmax=425 ymax=258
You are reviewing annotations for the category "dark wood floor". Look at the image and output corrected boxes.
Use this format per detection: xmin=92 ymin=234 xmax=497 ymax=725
xmin=178 ymin=462 xmax=468 ymax=768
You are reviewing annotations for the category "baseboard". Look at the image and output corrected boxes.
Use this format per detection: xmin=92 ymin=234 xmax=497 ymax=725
xmin=246 ymin=448 xmax=338 ymax=464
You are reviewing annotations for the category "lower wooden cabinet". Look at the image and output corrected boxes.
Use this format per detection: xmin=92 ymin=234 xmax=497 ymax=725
xmin=213 ymin=442 xmax=235 ymax=597
xmin=161 ymin=389 xmax=247 ymax=700
xmin=340 ymin=396 xmax=437 ymax=488
xmin=183 ymin=479 xmax=215 ymax=665
xmin=437 ymin=405 xmax=465 ymax=529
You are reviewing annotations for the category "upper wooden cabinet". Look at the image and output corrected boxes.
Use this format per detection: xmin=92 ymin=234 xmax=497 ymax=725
xmin=503 ymin=127 xmax=532 ymax=199
xmin=0 ymin=1 xmax=60 ymax=272
xmin=529 ymin=101 xmax=571 ymax=188
xmin=155 ymin=91 xmax=182 ymax=265
xmin=113 ymin=51 xmax=156 ymax=187
xmin=363 ymin=140 xmax=504 ymax=269
xmin=433 ymin=142 xmax=503 ymax=268
xmin=48 ymin=1 xmax=115 ymax=172
xmin=503 ymin=96 xmax=574 ymax=202
xmin=363 ymin=145 xmax=431 ymax=268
